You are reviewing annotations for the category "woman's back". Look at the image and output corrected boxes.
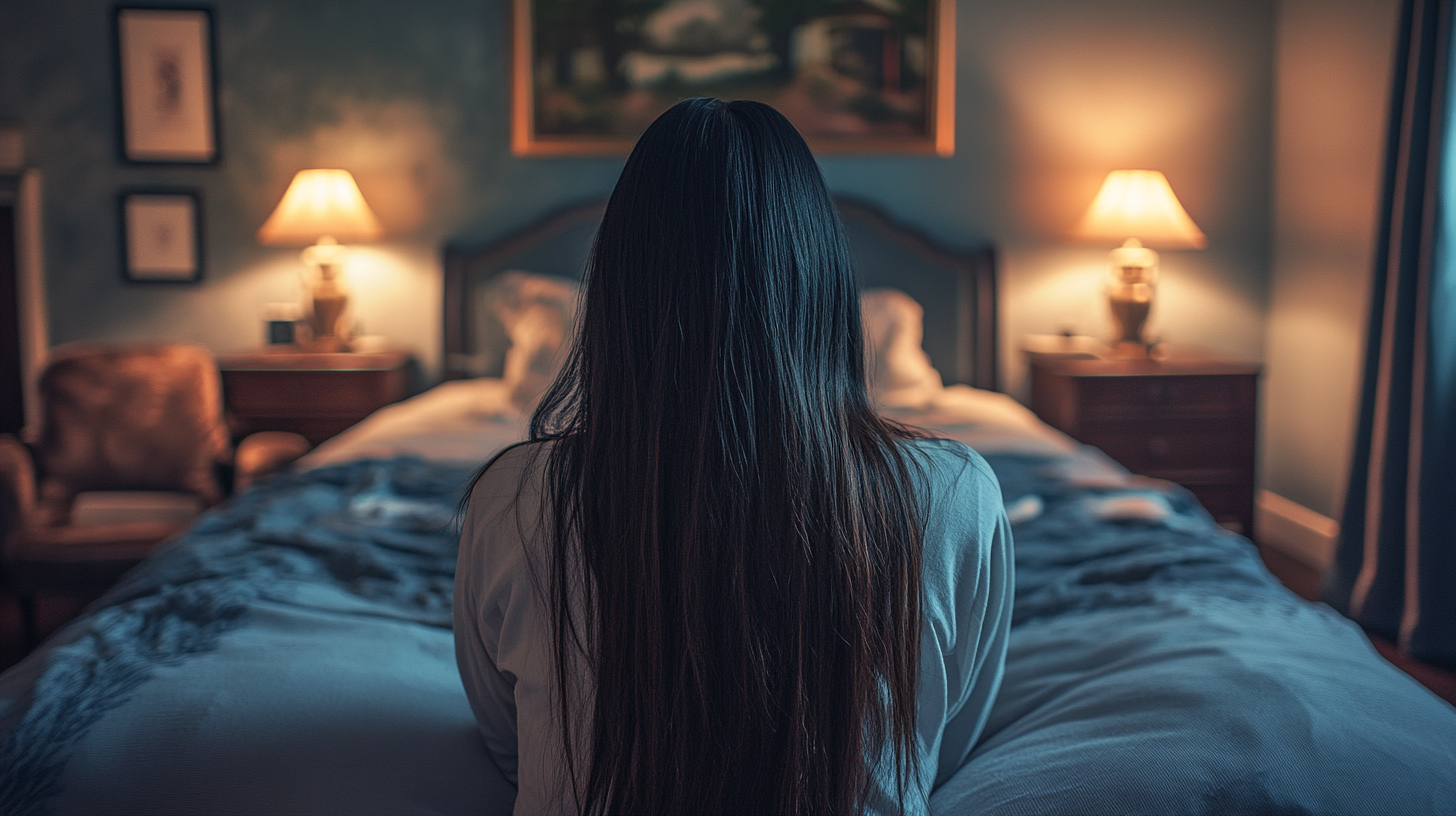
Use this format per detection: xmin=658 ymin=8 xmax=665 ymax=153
xmin=454 ymin=98 xmax=1013 ymax=814
xmin=455 ymin=437 xmax=1012 ymax=814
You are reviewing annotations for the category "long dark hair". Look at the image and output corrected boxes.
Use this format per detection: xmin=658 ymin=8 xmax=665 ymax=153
xmin=529 ymin=98 xmax=927 ymax=814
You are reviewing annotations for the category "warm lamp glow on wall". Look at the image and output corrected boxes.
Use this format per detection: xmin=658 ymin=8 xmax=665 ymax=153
xmin=1075 ymin=170 xmax=1206 ymax=355
xmin=257 ymin=169 xmax=382 ymax=351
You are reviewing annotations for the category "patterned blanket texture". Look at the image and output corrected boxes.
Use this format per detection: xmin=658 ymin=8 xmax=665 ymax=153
xmin=0 ymin=458 xmax=476 ymax=815
xmin=1 ymin=451 xmax=1452 ymax=816
xmin=982 ymin=452 xmax=1281 ymax=624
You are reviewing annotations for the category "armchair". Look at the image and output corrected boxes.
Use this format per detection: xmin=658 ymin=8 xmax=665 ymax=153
xmin=0 ymin=344 xmax=311 ymax=643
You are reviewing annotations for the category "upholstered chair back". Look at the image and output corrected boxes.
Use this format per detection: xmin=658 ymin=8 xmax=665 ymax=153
xmin=34 ymin=344 xmax=230 ymax=525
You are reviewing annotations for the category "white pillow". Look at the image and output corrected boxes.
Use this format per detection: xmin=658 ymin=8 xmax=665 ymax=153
xmin=486 ymin=280 xmax=939 ymax=411
xmin=488 ymin=271 xmax=579 ymax=412
xmin=861 ymin=289 xmax=943 ymax=408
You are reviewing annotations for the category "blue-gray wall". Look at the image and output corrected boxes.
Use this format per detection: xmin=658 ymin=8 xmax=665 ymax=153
xmin=1263 ymin=0 xmax=1397 ymax=519
xmin=1 ymin=0 xmax=1275 ymax=391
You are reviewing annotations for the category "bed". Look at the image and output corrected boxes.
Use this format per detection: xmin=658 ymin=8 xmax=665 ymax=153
xmin=1 ymin=200 xmax=1453 ymax=815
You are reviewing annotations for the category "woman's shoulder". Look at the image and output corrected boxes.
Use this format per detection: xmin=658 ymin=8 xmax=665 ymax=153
xmin=486 ymin=438 xmax=555 ymax=471
xmin=900 ymin=436 xmax=1005 ymax=564
xmin=459 ymin=441 xmax=558 ymax=593
xmin=901 ymin=437 xmax=997 ymax=497
xmin=469 ymin=440 xmax=555 ymax=504
xmin=462 ymin=441 xmax=559 ymax=563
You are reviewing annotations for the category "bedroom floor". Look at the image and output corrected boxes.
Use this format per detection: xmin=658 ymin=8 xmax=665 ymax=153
xmin=2 ymin=554 xmax=1454 ymax=706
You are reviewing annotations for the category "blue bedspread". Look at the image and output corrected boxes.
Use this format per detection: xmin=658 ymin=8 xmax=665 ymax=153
xmin=936 ymin=455 xmax=1456 ymax=814
xmin=0 ymin=459 xmax=512 ymax=816
xmin=0 ymin=452 xmax=1453 ymax=815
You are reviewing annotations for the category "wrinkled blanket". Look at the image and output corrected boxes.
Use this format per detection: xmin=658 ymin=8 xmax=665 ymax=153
xmin=0 ymin=452 xmax=1453 ymax=816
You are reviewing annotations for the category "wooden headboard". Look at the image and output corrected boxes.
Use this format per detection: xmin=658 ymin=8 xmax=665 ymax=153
xmin=442 ymin=199 xmax=998 ymax=391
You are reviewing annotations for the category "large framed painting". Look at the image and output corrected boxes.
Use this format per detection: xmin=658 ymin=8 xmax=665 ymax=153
xmin=512 ymin=0 xmax=954 ymax=156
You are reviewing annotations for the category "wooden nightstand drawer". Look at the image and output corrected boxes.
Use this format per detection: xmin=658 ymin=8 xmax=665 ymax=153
xmin=218 ymin=351 xmax=412 ymax=445
xmin=1079 ymin=375 xmax=1250 ymax=421
xmin=1027 ymin=352 xmax=1261 ymax=535
xmin=1078 ymin=421 xmax=1252 ymax=472
xmin=224 ymin=369 xmax=402 ymax=417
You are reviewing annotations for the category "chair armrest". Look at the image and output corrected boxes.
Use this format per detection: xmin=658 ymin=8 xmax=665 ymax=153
xmin=0 ymin=434 xmax=38 ymax=534
xmin=234 ymin=432 xmax=312 ymax=491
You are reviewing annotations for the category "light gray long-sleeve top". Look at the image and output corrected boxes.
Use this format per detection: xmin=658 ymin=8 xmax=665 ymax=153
xmin=454 ymin=438 xmax=1014 ymax=815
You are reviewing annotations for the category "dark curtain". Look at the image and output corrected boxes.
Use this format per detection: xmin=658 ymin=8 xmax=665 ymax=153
xmin=1327 ymin=0 xmax=1456 ymax=668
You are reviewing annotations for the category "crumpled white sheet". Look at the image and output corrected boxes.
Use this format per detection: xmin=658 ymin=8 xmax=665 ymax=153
xmin=304 ymin=376 xmax=1077 ymax=473
xmin=300 ymin=378 xmax=527 ymax=470
xmin=306 ymin=283 xmax=1077 ymax=469
xmin=879 ymin=385 xmax=1077 ymax=457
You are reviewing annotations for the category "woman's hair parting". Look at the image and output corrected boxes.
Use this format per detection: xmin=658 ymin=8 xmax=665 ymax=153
xmin=527 ymin=97 xmax=928 ymax=815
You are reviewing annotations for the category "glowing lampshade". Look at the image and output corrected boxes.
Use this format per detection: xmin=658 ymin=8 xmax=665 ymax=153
xmin=257 ymin=169 xmax=381 ymax=351
xmin=257 ymin=169 xmax=382 ymax=246
xmin=1075 ymin=170 xmax=1206 ymax=249
xmin=1074 ymin=170 xmax=1205 ymax=355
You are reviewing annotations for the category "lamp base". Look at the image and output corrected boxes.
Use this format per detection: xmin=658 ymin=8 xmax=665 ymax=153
xmin=1109 ymin=295 xmax=1152 ymax=346
xmin=305 ymin=260 xmax=350 ymax=353
xmin=1106 ymin=238 xmax=1158 ymax=354
xmin=1109 ymin=340 xmax=1152 ymax=359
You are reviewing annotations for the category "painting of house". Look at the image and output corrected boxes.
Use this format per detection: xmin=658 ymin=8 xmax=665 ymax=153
xmin=515 ymin=0 xmax=952 ymax=154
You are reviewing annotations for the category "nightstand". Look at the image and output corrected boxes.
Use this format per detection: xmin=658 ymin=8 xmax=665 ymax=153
xmin=1027 ymin=352 xmax=1261 ymax=535
xmin=217 ymin=350 xmax=412 ymax=446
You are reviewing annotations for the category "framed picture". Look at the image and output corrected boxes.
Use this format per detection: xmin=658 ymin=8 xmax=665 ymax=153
xmin=511 ymin=0 xmax=954 ymax=157
xmin=114 ymin=7 xmax=220 ymax=164
xmin=120 ymin=190 xmax=203 ymax=282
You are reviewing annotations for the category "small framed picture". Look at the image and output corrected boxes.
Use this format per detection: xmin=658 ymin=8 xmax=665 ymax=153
xmin=120 ymin=190 xmax=203 ymax=282
xmin=114 ymin=6 xmax=220 ymax=164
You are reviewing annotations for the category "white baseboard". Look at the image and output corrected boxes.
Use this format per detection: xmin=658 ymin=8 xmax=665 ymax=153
xmin=1255 ymin=490 xmax=1338 ymax=571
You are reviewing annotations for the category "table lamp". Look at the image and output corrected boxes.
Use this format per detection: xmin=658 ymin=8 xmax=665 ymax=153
xmin=1075 ymin=170 xmax=1206 ymax=356
xmin=257 ymin=169 xmax=382 ymax=352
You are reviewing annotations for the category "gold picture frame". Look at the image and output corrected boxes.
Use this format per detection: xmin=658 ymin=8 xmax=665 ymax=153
xmin=511 ymin=0 xmax=955 ymax=157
